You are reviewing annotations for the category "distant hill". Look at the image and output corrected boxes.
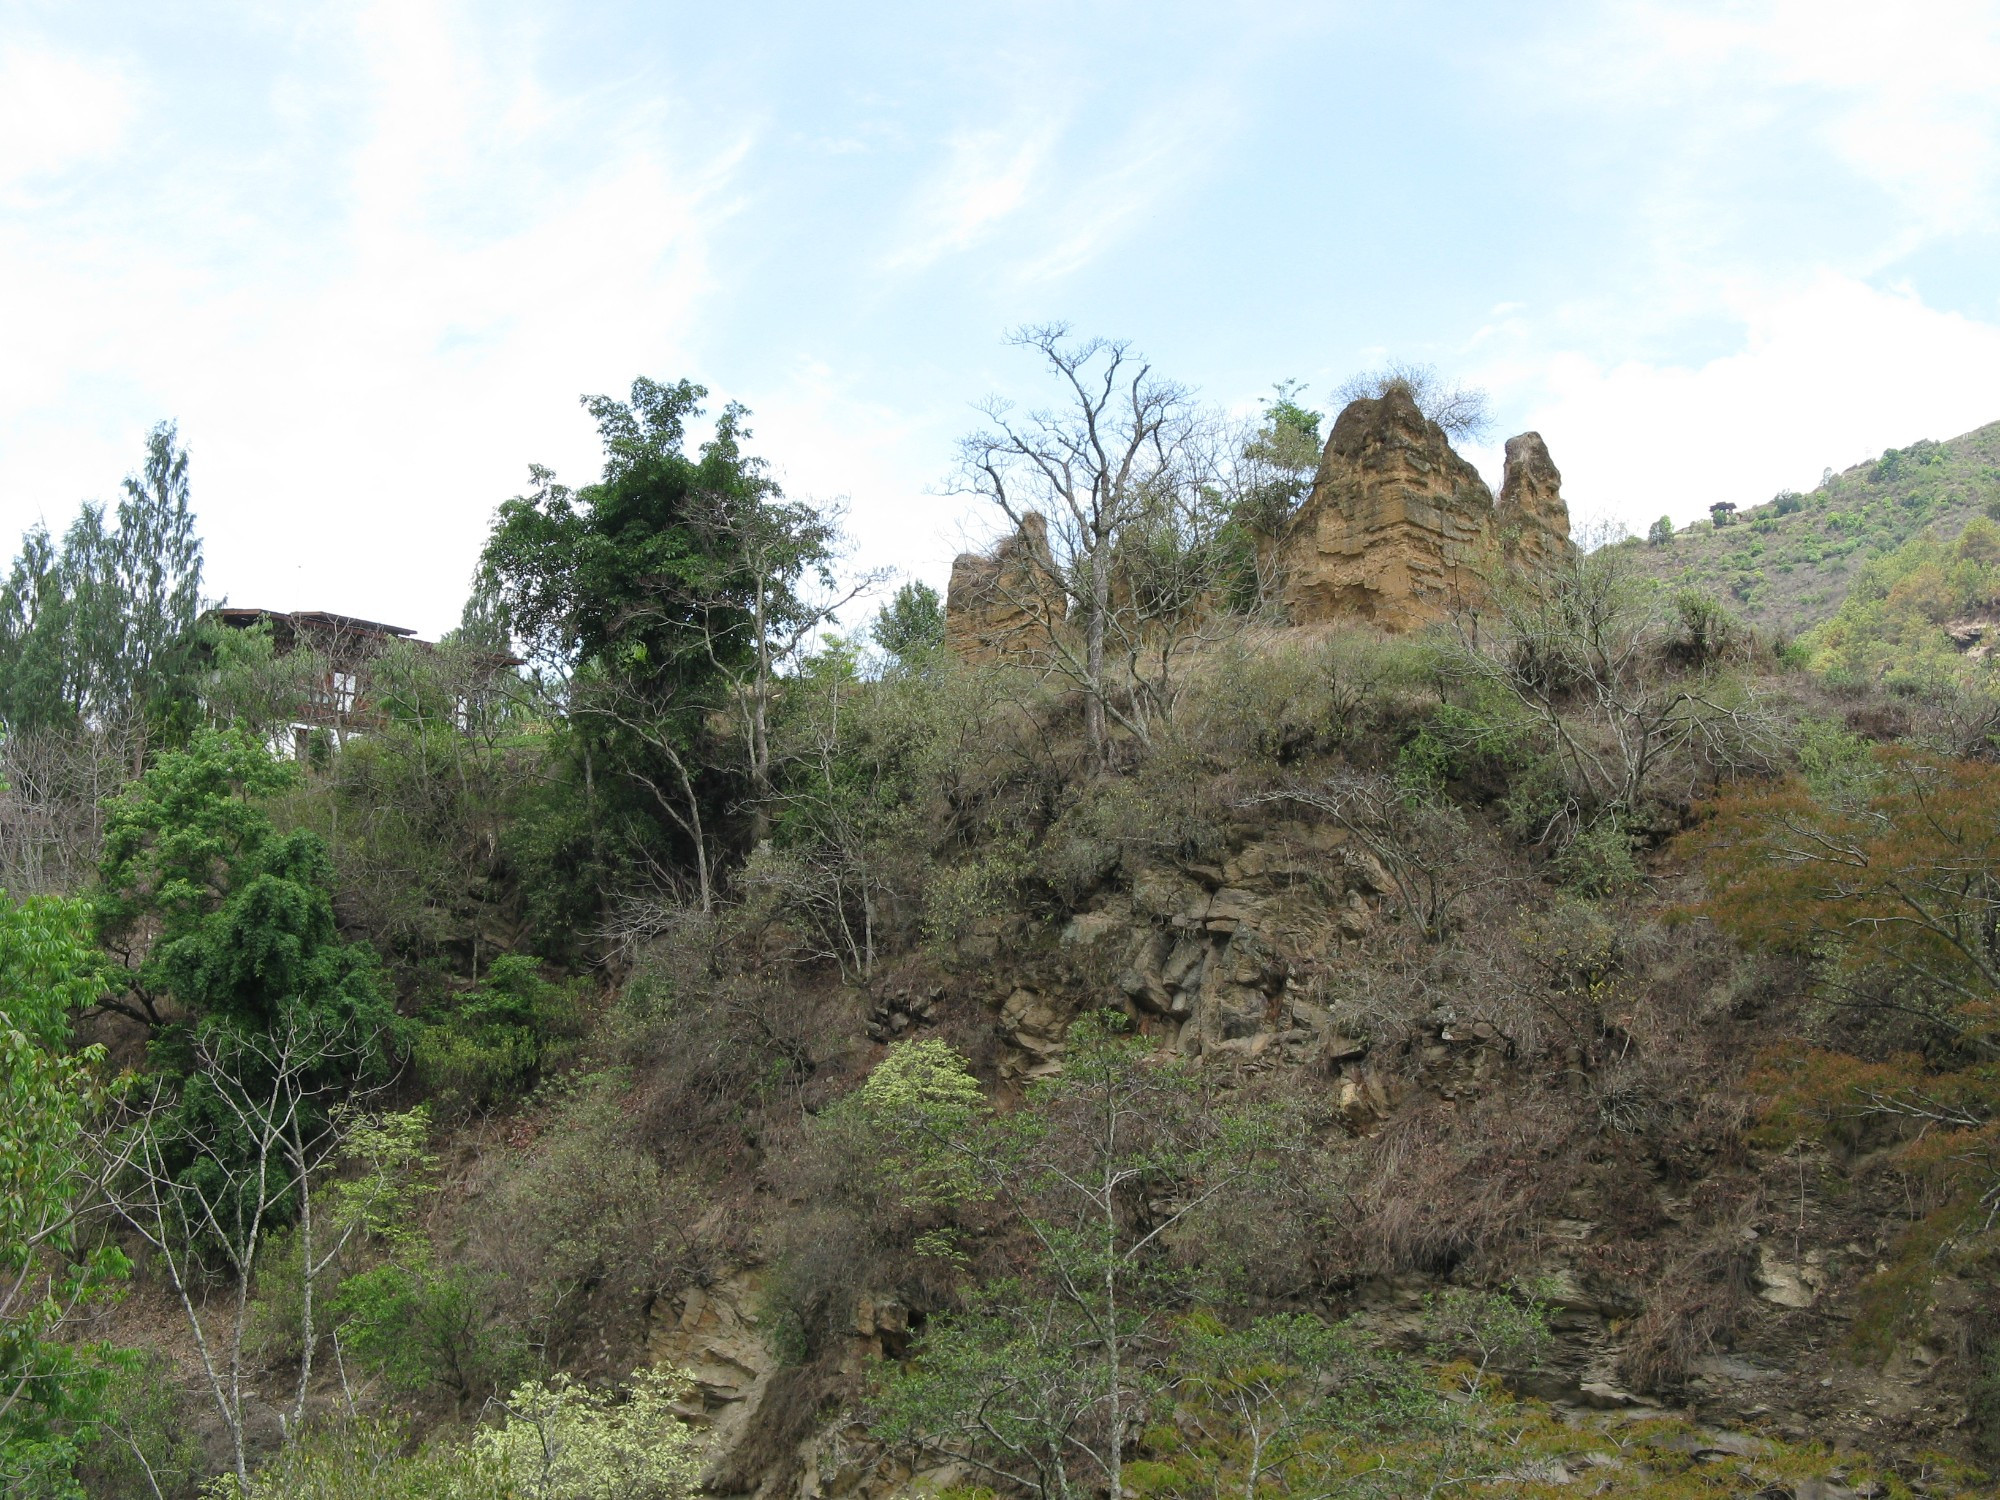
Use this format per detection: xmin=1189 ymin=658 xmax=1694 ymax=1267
xmin=1624 ymin=417 xmax=2000 ymax=639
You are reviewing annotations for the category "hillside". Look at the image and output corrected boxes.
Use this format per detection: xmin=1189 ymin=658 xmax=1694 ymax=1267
xmin=1628 ymin=418 xmax=2000 ymax=638
xmin=11 ymin=376 xmax=2000 ymax=1500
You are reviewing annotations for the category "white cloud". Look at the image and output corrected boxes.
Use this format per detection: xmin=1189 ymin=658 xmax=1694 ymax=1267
xmin=888 ymin=119 xmax=1066 ymax=270
xmin=1534 ymin=1 xmax=2000 ymax=246
xmin=0 ymin=6 xmax=750 ymax=637
xmin=0 ymin=43 xmax=134 ymax=188
xmin=1491 ymin=274 xmax=2000 ymax=535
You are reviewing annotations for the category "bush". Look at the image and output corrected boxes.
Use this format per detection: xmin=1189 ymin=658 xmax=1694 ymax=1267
xmin=1181 ymin=628 xmax=1422 ymax=764
xmin=1665 ymin=589 xmax=1743 ymax=668
xmin=333 ymin=1259 xmax=528 ymax=1404
xmin=412 ymin=957 xmax=584 ymax=1113
xmin=479 ymin=1368 xmax=703 ymax=1500
xmin=203 ymin=1418 xmax=504 ymax=1499
xmin=470 ymin=1073 xmax=699 ymax=1357
xmin=1555 ymin=817 xmax=1641 ymax=895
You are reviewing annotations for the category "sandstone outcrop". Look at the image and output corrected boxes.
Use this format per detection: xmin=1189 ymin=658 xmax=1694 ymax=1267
xmin=1276 ymin=388 xmax=1575 ymax=631
xmin=943 ymin=511 xmax=1064 ymax=662
xmin=1496 ymin=430 xmax=1574 ymax=576
xmin=941 ymin=393 xmax=1577 ymax=657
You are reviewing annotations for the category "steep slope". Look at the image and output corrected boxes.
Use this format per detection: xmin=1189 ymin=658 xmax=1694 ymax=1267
xmin=1629 ymin=418 xmax=2000 ymax=637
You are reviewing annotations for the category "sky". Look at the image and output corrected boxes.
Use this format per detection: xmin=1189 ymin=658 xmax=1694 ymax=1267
xmin=3 ymin=0 xmax=2000 ymax=638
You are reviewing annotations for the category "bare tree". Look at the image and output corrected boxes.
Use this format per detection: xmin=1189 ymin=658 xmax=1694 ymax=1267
xmin=1445 ymin=551 xmax=1780 ymax=827
xmin=104 ymin=1018 xmax=386 ymax=1486
xmin=1332 ymin=361 xmax=1492 ymax=443
xmin=954 ymin=325 xmax=1203 ymax=762
xmin=688 ymin=490 xmax=883 ymax=838
xmin=0 ymin=725 xmax=137 ymax=895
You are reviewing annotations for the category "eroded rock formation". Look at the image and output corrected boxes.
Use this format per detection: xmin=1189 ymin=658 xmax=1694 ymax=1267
xmin=943 ymin=511 xmax=1065 ymax=663
xmin=1276 ymin=388 xmax=1575 ymax=631
xmin=1497 ymin=430 xmax=1575 ymax=577
xmin=942 ymin=394 xmax=1577 ymax=656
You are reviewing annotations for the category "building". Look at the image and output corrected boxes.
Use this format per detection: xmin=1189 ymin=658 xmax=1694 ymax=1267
xmin=202 ymin=607 xmax=520 ymax=759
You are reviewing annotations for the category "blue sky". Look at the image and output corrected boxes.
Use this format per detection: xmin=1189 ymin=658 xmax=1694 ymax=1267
xmin=3 ymin=0 xmax=1999 ymax=636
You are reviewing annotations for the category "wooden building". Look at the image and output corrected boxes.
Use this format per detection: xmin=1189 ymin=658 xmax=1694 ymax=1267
xmin=202 ymin=607 xmax=518 ymax=758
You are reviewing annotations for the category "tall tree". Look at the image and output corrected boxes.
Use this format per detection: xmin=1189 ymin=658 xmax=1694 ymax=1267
xmin=0 ymin=421 xmax=203 ymax=755
xmin=480 ymin=377 xmax=849 ymax=911
xmin=953 ymin=325 xmax=1210 ymax=761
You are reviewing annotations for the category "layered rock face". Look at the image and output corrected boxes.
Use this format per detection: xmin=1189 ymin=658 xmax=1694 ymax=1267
xmin=941 ymin=394 xmax=1577 ymax=655
xmin=1496 ymin=430 xmax=1575 ymax=576
xmin=943 ymin=511 xmax=1065 ymax=662
xmin=1276 ymin=389 xmax=1575 ymax=631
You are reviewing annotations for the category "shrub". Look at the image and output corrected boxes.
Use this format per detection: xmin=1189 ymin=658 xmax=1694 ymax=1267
xmin=479 ymin=1367 xmax=703 ymax=1500
xmin=412 ymin=957 xmax=584 ymax=1113
xmin=202 ymin=1418 xmax=504 ymax=1499
xmin=471 ymin=1073 xmax=697 ymax=1357
xmin=1554 ymin=817 xmax=1641 ymax=895
xmin=333 ymin=1259 xmax=528 ymax=1404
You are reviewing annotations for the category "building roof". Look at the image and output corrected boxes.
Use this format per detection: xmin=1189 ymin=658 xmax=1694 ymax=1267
xmin=209 ymin=607 xmax=419 ymax=638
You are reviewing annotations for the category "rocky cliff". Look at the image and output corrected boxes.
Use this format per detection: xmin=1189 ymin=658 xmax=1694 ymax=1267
xmin=1277 ymin=389 xmax=1574 ymax=631
xmin=942 ymin=391 xmax=1577 ymax=656
xmin=943 ymin=510 xmax=1065 ymax=663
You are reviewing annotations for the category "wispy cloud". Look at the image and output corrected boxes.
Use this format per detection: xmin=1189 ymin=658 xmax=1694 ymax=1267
xmin=887 ymin=118 xmax=1068 ymax=270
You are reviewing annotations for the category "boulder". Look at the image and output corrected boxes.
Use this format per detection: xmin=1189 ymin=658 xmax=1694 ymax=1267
xmin=998 ymin=988 xmax=1068 ymax=1079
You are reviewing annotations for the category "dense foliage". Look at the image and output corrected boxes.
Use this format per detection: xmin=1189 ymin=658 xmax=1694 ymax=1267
xmin=7 ymin=380 xmax=2000 ymax=1498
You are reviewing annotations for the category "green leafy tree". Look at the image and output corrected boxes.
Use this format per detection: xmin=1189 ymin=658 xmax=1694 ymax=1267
xmin=871 ymin=580 xmax=946 ymax=664
xmin=0 ymin=894 xmax=130 ymax=1496
xmin=0 ymin=421 xmax=202 ymax=753
xmin=479 ymin=1367 xmax=704 ymax=1500
xmin=93 ymin=727 xmax=394 ymax=1051
xmin=480 ymin=376 xmax=849 ymax=912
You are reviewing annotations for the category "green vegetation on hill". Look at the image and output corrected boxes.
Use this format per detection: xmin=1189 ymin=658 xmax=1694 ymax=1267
xmin=9 ymin=374 xmax=2000 ymax=1499
xmin=1630 ymin=418 xmax=2000 ymax=639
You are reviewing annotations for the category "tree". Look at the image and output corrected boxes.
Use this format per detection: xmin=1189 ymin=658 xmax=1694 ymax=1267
xmin=864 ymin=1017 xmax=1275 ymax=1500
xmin=1690 ymin=749 xmax=2000 ymax=1352
xmin=953 ymin=325 xmax=1207 ymax=762
xmin=0 ymin=421 xmax=202 ymax=752
xmin=93 ymin=727 xmax=395 ymax=1053
xmin=1694 ymin=748 xmax=2000 ymax=1045
xmin=1220 ymin=384 xmax=1324 ymax=611
xmin=300 ymin=636 xmax=537 ymax=980
xmin=871 ymin=580 xmax=946 ymax=664
xmin=1332 ymin=362 xmax=1490 ymax=442
xmin=480 ymin=1367 xmax=704 ymax=1500
xmin=0 ymin=894 xmax=130 ymax=1494
xmin=480 ymin=377 xmax=855 ymax=911
xmin=1647 ymin=515 xmax=1674 ymax=546
xmin=1442 ymin=547 xmax=1776 ymax=827
xmin=104 ymin=1025 xmax=409 ymax=1486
